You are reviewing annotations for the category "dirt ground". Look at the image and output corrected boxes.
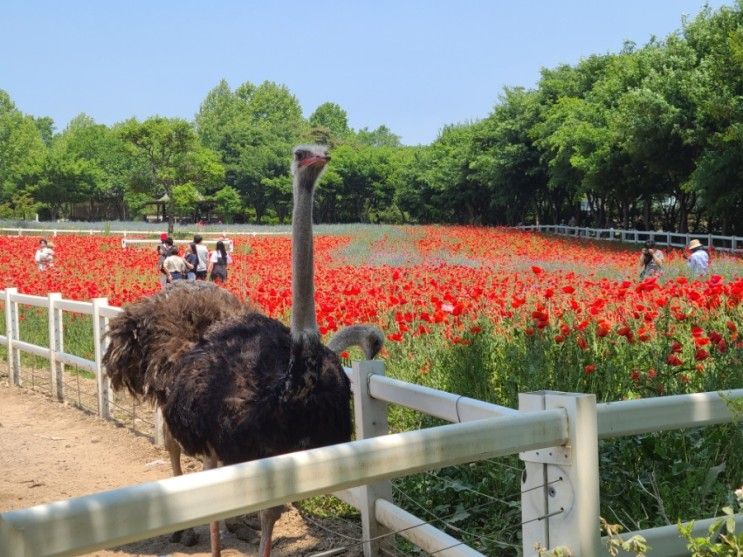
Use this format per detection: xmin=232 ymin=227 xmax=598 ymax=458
xmin=0 ymin=381 xmax=363 ymax=556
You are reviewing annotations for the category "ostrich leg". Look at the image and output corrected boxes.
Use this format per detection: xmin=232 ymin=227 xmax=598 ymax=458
xmin=163 ymin=418 xmax=199 ymax=546
xmin=162 ymin=418 xmax=183 ymax=475
xmin=203 ymin=453 xmax=222 ymax=557
xmin=257 ymin=506 xmax=284 ymax=557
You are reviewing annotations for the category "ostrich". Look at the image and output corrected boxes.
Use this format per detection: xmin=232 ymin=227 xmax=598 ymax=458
xmin=103 ymin=146 xmax=382 ymax=555
xmin=160 ymin=145 xmax=354 ymax=557
xmin=104 ymin=281 xmax=382 ymax=547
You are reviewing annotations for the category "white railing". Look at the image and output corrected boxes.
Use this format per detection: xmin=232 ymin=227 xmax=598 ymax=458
xmin=120 ymin=237 xmax=235 ymax=251
xmin=518 ymin=224 xmax=742 ymax=253
xmin=0 ymin=227 xmax=288 ymax=237
xmin=0 ymin=288 xmax=741 ymax=556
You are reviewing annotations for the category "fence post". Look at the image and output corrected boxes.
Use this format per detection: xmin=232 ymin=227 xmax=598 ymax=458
xmin=92 ymin=297 xmax=112 ymax=419
xmin=47 ymin=293 xmax=63 ymax=401
xmin=519 ymin=391 xmax=601 ymax=556
xmin=352 ymin=360 xmax=393 ymax=557
xmin=4 ymin=288 xmax=20 ymax=385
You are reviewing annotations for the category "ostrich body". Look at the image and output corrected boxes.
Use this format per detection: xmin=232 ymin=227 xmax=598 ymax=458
xmin=163 ymin=145 xmax=350 ymax=557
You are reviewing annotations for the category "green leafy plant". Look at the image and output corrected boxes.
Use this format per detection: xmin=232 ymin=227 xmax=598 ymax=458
xmin=678 ymin=487 xmax=743 ymax=556
xmin=602 ymin=518 xmax=650 ymax=556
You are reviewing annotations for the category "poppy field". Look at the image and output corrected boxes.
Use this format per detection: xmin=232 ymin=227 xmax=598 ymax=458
xmin=2 ymin=226 xmax=742 ymax=552
xmin=4 ymin=226 xmax=742 ymax=400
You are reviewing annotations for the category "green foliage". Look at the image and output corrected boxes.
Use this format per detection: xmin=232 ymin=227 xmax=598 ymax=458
xmin=117 ymin=116 xmax=223 ymax=229
xmin=3 ymin=4 xmax=743 ymax=231
xmin=601 ymin=518 xmax=650 ymax=557
xmin=678 ymin=490 xmax=743 ymax=555
xmin=171 ymin=182 xmax=202 ymax=215
xmin=355 ymin=125 xmax=401 ymax=148
xmin=308 ymin=102 xmax=350 ymax=145
xmin=0 ymin=190 xmax=41 ymax=219
xmin=0 ymin=90 xmax=46 ymax=201
xmin=212 ymin=185 xmax=243 ymax=223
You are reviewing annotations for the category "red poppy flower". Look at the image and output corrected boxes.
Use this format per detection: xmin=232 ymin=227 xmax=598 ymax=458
xmin=666 ymin=355 xmax=684 ymax=366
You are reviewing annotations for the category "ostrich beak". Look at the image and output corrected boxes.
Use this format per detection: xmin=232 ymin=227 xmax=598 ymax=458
xmin=303 ymin=153 xmax=330 ymax=168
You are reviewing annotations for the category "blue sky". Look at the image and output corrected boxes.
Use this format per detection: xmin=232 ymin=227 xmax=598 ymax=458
xmin=1 ymin=0 xmax=732 ymax=145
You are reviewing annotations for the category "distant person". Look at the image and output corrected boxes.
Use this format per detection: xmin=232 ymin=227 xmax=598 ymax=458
xmin=162 ymin=245 xmax=190 ymax=284
xmin=567 ymin=215 xmax=577 ymax=227
xmin=157 ymin=234 xmax=174 ymax=289
xmin=207 ymin=240 xmax=232 ymax=284
xmin=218 ymin=233 xmax=232 ymax=252
xmin=684 ymin=239 xmax=709 ymax=276
xmin=184 ymin=243 xmax=199 ymax=281
xmin=34 ymin=239 xmax=54 ymax=271
xmin=639 ymin=240 xmax=663 ymax=279
xmin=193 ymin=234 xmax=209 ymax=280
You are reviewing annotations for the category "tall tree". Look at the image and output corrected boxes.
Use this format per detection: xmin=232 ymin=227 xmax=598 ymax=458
xmin=0 ymin=90 xmax=46 ymax=203
xmin=470 ymin=88 xmax=548 ymax=225
xmin=356 ymin=125 xmax=401 ymax=148
xmin=309 ymin=102 xmax=351 ymax=145
xmin=118 ymin=117 xmax=223 ymax=231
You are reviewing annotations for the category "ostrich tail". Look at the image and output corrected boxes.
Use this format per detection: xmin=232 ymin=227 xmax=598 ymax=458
xmin=103 ymin=312 xmax=150 ymax=400
xmin=327 ymin=324 xmax=385 ymax=360
xmin=103 ymin=283 xmax=245 ymax=406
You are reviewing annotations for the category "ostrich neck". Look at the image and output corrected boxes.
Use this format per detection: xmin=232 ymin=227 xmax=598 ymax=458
xmin=291 ymin=177 xmax=317 ymax=334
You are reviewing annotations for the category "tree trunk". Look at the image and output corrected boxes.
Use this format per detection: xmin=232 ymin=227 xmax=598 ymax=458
xmin=621 ymin=201 xmax=630 ymax=229
xmin=677 ymin=191 xmax=688 ymax=233
xmin=166 ymin=203 xmax=174 ymax=234
xmin=643 ymin=196 xmax=651 ymax=231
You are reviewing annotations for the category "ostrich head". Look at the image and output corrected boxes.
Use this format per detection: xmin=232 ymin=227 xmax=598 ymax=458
xmin=291 ymin=144 xmax=331 ymax=190
xmin=327 ymin=324 xmax=385 ymax=360
xmin=290 ymin=144 xmax=330 ymax=335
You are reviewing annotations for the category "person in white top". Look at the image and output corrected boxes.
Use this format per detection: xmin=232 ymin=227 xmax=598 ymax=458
xmin=684 ymin=239 xmax=709 ymax=276
xmin=162 ymin=245 xmax=192 ymax=284
xmin=193 ymin=234 xmax=209 ymax=280
xmin=207 ymin=240 xmax=232 ymax=283
xmin=34 ymin=239 xmax=54 ymax=271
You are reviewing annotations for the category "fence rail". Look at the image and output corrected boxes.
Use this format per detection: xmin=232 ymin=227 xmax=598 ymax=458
xmin=0 ymin=288 xmax=741 ymax=556
xmin=0 ymin=226 xmax=288 ymax=237
xmin=518 ymin=224 xmax=742 ymax=253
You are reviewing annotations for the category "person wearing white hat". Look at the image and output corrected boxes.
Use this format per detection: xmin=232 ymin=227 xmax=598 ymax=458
xmin=684 ymin=239 xmax=709 ymax=276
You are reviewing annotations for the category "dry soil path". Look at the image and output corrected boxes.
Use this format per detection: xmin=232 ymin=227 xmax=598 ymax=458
xmin=0 ymin=382 xmax=361 ymax=556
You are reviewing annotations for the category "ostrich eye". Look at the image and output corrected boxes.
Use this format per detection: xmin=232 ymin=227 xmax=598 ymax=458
xmin=296 ymin=151 xmax=306 ymax=161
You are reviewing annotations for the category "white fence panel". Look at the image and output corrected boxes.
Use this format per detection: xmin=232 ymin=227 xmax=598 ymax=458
xmin=518 ymin=225 xmax=742 ymax=253
xmin=0 ymin=410 xmax=568 ymax=557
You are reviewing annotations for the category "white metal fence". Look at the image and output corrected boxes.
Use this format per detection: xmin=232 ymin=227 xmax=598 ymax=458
xmin=0 ymin=288 xmax=741 ymax=556
xmin=0 ymin=227 xmax=287 ymax=237
xmin=518 ymin=224 xmax=742 ymax=253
